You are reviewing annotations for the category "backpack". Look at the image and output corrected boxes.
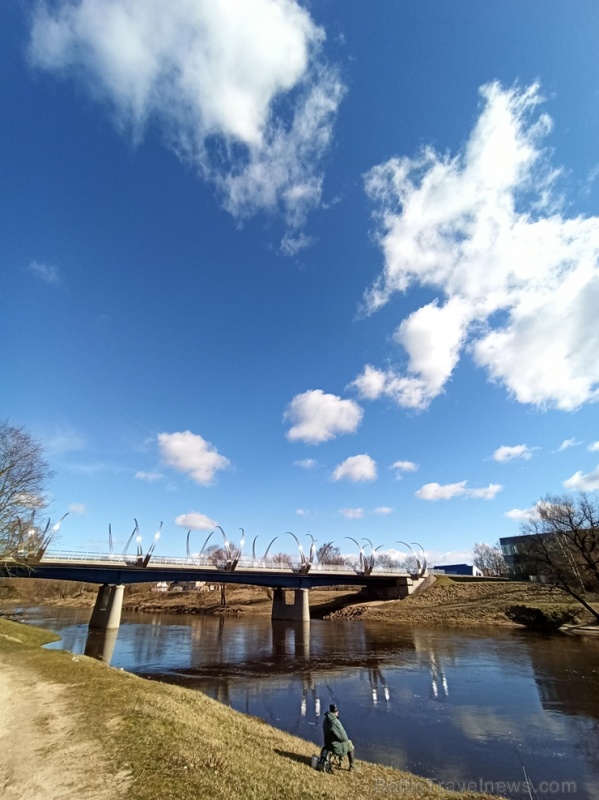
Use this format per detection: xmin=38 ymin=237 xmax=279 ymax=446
xmin=315 ymin=747 xmax=333 ymax=773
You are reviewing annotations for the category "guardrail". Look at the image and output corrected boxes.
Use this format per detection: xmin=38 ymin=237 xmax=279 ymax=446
xmin=38 ymin=550 xmax=411 ymax=576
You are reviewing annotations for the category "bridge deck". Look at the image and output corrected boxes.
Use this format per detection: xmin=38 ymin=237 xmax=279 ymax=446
xmin=1 ymin=551 xmax=413 ymax=590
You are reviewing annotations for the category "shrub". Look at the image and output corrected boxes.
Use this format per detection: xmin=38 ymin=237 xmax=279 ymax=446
xmin=505 ymin=604 xmax=578 ymax=631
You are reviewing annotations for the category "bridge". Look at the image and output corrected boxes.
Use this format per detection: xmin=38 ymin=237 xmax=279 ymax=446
xmin=1 ymin=549 xmax=425 ymax=629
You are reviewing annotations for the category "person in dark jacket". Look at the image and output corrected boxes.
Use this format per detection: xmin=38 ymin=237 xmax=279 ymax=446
xmin=322 ymin=704 xmax=355 ymax=770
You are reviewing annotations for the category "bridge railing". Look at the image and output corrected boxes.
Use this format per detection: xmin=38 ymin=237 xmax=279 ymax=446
xmin=39 ymin=550 xmax=412 ymax=576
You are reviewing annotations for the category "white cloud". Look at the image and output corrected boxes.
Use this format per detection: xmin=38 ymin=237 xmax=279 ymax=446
xmin=293 ymin=458 xmax=317 ymax=469
xmin=416 ymin=481 xmax=467 ymax=501
xmin=389 ymin=459 xmax=419 ymax=478
xmin=339 ymin=507 xmax=365 ymax=519
xmin=505 ymin=506 xmax=540 ymax=522
xmin=416 ymin=481 xmax=502 ymax=501
xmin=27 ymin=260 xmax=63 ymax=285
xmin=135 ymin=470 xmax=165 ymax=482
xmin=331 ymin=454 xmax=377 ymax=483
xmin=587 ymin=441 xmax=599 ymax=452
xmin=374 ymin=506 xmax=393 ymax=515
xmin=284 ymin=389 xmax=363 ymax=444
xmin=492 ymin=444 xmax=533 ymax=463
xmin=352 ymin=364 xmax=435 ymax=411
xmin=175 ymin=512 xmax=217 ymax=530
xmin=584 ymin=164 xmax=599 ymax=196
xmin=43 ymin=425 xmax=86 ymax=455
xmin=428 ymin=550 xmax=475 ymax=567
xmin=295 ymin=508 xmax=310 ymax=517
xmin=556 ymin=437 xmax=581 ymax=452
xmin=29 ymin=0 xmax=344 ymax=230
xmin=68 ymin=503 xmax=86 ymax=515
xmin=158 ymin=430 xmax=230 ymax=485
xmin=359 ymin=81 xmax=599 ymax=411
xmin=468 ymin=484 xmax=503 ymax=499
xmin=280 ymin=231 xmax=314 ymax=256
xmin=563 ymin=465 xmax=599 ymax=492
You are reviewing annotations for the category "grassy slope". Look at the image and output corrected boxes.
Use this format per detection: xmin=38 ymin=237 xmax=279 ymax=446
xmin=0 ymin=617 xmax=497 ymax=800
xmin=328 ymin=577 xmax=592 ymax=626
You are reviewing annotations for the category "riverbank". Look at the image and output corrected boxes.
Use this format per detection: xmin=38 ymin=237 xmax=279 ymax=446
xmin=0 ymin=578 xmax=361 ymax=617
xmin=327 ymin=577 xmax=597 ymax=627
xmin=125 ymin=577 xmax=595 ymax=627
xmin=0 ymin=616 xmax=496 ymax=800
xmin=2 ymin=576 xmax=597 ymax=628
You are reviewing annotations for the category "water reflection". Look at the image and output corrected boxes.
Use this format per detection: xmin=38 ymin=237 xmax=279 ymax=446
xmin=84 ymin=627 xmax=118 ymax=663
xmin=23 ymin=608 xmax=599 ymax=800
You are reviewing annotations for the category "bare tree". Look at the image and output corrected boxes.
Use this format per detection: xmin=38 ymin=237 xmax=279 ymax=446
xmin=518 ymin=494 xmax=599 ymax=622
xmin=473 ymin=542 xmax=507 ymax=576
xmin=203 ymin=545 xmax=229 ymax=607
xmin=376 ymin=553 xmax=401 ymax=570
xmin=0 ymin=422 xmax=53 ymax=559
xmin=204 ymin=544 xmax=227 ymax=565
xmin=402 ymin=554 xmax=421 ymax=573
xmin=269 ymin=552 xmax=292 ymax=567
xmin=316 ymin=542 xmax=347 ymax=566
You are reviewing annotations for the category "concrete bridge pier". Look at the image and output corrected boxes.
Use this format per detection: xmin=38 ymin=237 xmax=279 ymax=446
xmin=271 ymin=587 xmax=310 ymax=622
xmin=89 ymin=583 xmax=125 ymax=630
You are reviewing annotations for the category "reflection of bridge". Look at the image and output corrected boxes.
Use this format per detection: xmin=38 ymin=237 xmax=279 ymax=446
xmin=1 ymin=550 xmax=425 ymax=630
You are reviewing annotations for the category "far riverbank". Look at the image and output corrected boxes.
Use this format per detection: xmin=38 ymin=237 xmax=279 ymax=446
xmin=3 ymin=575 xmax=597 ymax=628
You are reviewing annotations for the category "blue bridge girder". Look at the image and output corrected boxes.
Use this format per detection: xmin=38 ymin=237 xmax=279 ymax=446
xmin=0 ymin=552 xmax=411 ymax=591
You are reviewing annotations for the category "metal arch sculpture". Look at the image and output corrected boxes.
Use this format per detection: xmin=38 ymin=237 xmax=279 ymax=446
xmin=214 ymin=526 xmax=245 ymax=572
xmin=395 ymin=540 xmax=420 ymax=574
xmin=22 ymin=512 xmax=69 ymax=561
xmin=345 ymin=536 xmax=364 ymax=573
xmin=199 ymin=531 xmax=214 ymax=559
xmin=186 ymin=529 xmax=215 ymax=560
xmin=118 ymin=520 xmax=162 ymax=567
xmin=140 ymin=522 xmax=162 ymax=567
xmin=251 ymin=534 xmax=279 ymax=566
xmin=395 ymin=540 xmax=427 ymax=578
xmin=286 ymin=531 xmax=315 ymax=574
xmin=122 ymin=519 xmax=139 ymax=556
xmin=38 ymin=512 xmax=69 ymax=559
xmin=345 ymin=536 xmax=381 ymax=576
xmin=362 ymin=538 xmax=383 ymax=575
xmin=410 ymin=542 xmax=428 ymax=577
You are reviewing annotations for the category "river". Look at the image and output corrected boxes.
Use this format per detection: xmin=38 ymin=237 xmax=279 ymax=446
xmin=18 ymin=606 xmax=599 ymax=799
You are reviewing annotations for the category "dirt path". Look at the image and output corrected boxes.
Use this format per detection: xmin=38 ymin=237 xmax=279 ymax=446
xmin=0 ymin=651 xmax=129 ymax=800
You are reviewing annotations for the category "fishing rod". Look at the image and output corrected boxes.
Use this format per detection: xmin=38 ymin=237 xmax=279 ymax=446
xmin=508 ymin=731 xmax=539 ymax=800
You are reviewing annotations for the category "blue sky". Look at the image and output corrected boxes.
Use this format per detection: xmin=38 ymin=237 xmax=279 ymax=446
xmin=3 ymin=1 xmax=599 ymax=564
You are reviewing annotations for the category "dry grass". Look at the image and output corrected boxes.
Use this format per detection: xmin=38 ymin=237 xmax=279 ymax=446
xmin=0 ymin=616 xmax=497 ymax=800
xmin=124 ymin=585 xmax=364 ymax=617
xmin=0 ymin=579 xmax=363 ymax=617
xmin=328 ymin=577 xmax=594 ymax=626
